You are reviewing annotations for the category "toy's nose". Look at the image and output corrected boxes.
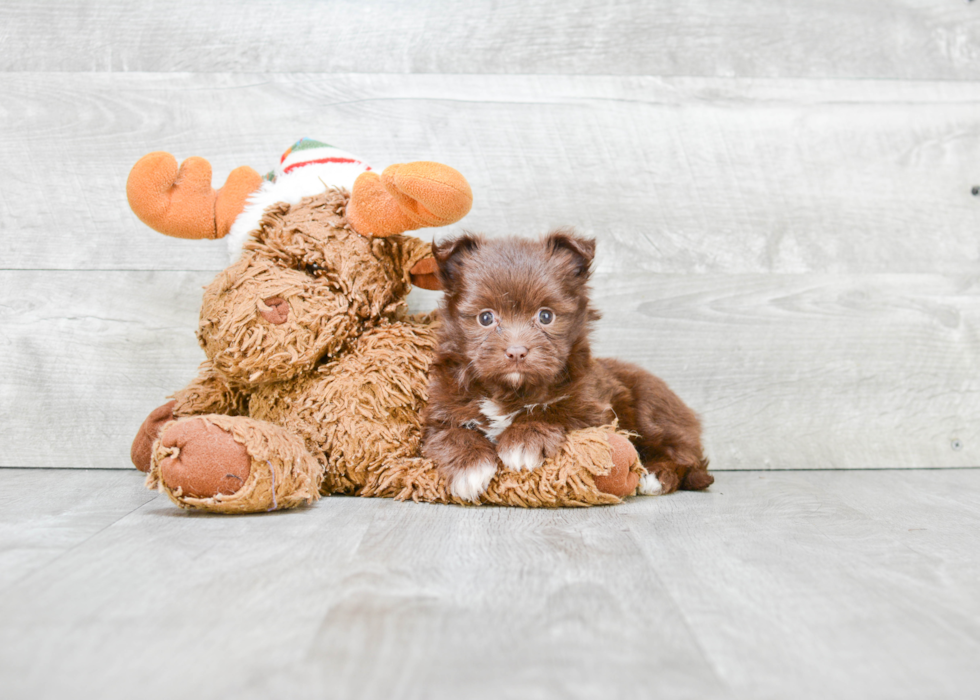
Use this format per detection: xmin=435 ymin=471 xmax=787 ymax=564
xmin=258 ymin=297 xmax=289 ymax=325
xmin=505 ymin=346 xmax=528 ymax=361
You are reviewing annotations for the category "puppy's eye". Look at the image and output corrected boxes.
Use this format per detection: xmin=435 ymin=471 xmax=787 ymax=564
xmin=538 ymin=308 xmax=554 ymax=325
xmin=478 ymin=310 xmax=496 ymax=327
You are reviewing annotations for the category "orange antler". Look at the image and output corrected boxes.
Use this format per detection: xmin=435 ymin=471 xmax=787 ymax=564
xmin=126 ymin=152 xmax=263 ymax=240
xmin=346 ymin=162 xmax=473 ymax=238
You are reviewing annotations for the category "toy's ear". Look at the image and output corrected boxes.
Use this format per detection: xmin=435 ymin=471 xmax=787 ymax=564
xmin=346 ymin=162 xmax=472 ymax=238
xmin=432 ymin=233 xmax=483 ymax=292
xmin=545 ymin=228 xmax=596 ymax=280
xmin=409 ymin=257 xmax=442 ymax=291
xmin=127 ymin=152 xmax=263 ymax=240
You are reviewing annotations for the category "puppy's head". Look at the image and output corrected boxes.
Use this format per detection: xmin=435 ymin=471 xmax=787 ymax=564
xmin=433 ymin=229 xmax=599 ymax=391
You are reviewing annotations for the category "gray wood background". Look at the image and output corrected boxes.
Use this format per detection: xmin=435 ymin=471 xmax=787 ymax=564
xmin=2 ymin=1 xmax=979 ymax=470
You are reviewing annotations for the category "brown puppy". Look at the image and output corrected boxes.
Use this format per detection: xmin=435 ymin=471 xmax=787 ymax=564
xmin=421 ymin=229 xmax=713 ymax=502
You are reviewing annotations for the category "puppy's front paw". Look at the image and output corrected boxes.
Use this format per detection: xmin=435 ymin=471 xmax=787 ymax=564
xmin=496 ymin=423 xmax=565 ymax=472
xmin=449 ymin=460 xmax=497 ymax=502
xmin=423 ymin=425 xmax=499 ymax=503
xmin=498 ymin=444 xmax=543 ymax=471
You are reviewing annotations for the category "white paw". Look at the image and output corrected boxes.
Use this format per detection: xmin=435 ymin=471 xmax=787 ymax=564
xmin=498 ymin=445 xmax=544 ymax=472
xmin=638 ymin=473 xmax=664 ymax=496
xmin=450 ymin=460 xmax=497 ymax=502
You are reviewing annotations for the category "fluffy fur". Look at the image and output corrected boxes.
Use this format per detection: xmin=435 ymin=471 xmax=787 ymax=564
xmin=421 ymin=229 xmax=713 ymax=501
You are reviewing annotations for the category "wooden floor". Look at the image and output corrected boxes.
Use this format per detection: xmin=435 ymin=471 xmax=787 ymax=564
xmin=2 ymin=467 xmax=978 ymax=700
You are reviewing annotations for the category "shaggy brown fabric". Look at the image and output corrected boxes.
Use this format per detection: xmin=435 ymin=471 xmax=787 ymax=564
xmin=245 ymin=190 xmax=427 ymax=318
xmin=171 ymin=361 xmax=249 ymax=418
xmin=196 ymin=190 xmax=435 ymax=388
xmin=360 ymin=427 xmax=643 ymax=507
xmin=198 ymin=255 xmax=362 ymax=385
xmin=249 ymin=319 xmax=437 ymax=495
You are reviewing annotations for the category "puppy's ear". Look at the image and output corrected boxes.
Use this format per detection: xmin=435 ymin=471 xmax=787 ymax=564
xmin=433 ymin=233 xmax=483 ymax=291
xmin=545 ymin=228 xmax=595 ymax=279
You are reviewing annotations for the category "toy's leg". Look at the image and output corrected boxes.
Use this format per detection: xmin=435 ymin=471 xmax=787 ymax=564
xmin=359 ymin=427 xmax=642 ymax=507
xmin=147 ymin=415 xmax=323 ymax=514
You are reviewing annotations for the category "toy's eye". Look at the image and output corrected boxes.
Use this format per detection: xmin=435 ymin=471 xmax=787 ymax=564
xmin=478 ymin=310 xmax=496 ymax=327
xmin=304 ymin=262 xmax=324 ymax=276
xmin=538 ymin=309 xmax=554 ymax=325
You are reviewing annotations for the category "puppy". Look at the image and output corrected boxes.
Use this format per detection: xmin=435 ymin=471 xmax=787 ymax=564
xmin=421 ymin=229 xmax=713 ymax=502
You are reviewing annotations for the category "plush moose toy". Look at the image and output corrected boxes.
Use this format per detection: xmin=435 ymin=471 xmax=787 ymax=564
xmin=127 ymin=139 xmax=643 ymax=513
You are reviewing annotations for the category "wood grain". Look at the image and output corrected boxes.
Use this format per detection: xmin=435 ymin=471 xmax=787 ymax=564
xmin=622 ymin=469 xmax=980 ymax=699
xmin=2 ymin=469 xmax=979 ymax=699
xmin=0 ymin=469 xmax=156 ymax=591
xmin=593 ymin=273 xmax=980 ymax=470
xmin=281 ymin=500 xmax=729 ymax=699
xmin=3 ymin=271 xmax=977 ymax=470
xmin=4 ymin=3 xmax=979 ymax=695
xmin=0 ymin=270 xmax=210 ymax=468
xmin=4 ymin=6 xmax=979 ymax=476
xmin=3 ymin=73 xmax=979 ymax=274
xmin=2 ymin=0 xmax=978 ymax=80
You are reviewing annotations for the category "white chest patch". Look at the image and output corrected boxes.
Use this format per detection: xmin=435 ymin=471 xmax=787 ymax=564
xmin=478 ymin=399 xmax=520 ymax=442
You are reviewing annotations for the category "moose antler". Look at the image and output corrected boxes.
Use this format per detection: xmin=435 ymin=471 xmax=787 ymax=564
xmin=127 ymin=152 xmax=263 ymax=240
xmin=346 ymin=162 xmax=473 ymax=238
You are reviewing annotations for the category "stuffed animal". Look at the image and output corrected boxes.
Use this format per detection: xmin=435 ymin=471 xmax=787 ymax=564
xmin=127 ymin=139 xmax=643 ymax=513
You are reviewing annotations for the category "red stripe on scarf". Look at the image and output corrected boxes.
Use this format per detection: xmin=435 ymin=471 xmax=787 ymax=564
xmin=283 ymin=157 xmax=363 ymax=174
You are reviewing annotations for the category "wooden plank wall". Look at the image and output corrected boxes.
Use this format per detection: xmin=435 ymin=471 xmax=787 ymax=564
xmin=1 ymin=1 xmax=978 ymax=469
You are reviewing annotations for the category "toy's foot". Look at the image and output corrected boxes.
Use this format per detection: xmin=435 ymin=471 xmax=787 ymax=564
xmin=593 ymin=433 xmax=640 ymax=498
xmin=157 ymin=418 xmax=251 ymax=498
xmin=131 ymin=400 xmax=176 ymax=472
xmin=148 ymin=415 xmax=323 ymax=513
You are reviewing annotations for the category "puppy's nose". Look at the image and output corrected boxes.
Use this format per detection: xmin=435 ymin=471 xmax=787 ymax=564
xmin=505 ymin=346 xmax=528 ymax=361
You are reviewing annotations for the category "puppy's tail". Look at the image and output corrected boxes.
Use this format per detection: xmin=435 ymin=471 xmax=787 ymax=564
xmin=681 ymin=458 xmax=714 ymax=491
